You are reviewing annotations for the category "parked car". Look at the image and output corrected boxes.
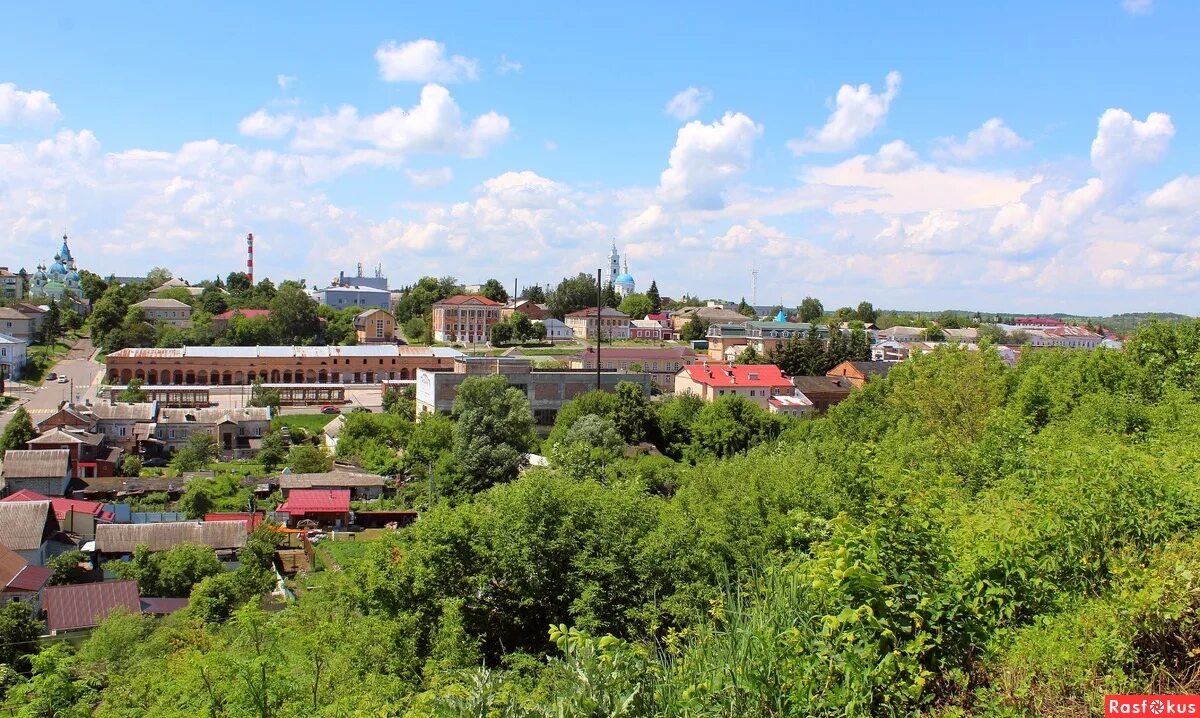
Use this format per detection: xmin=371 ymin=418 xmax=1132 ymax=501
xmin=57 ymin=376 xmax=69 ymax=383
xmin=46 ymin=372 xmax=57 ymax=381
xmin=142 ymin=457 xmax=169 ymax=467
xmin=320 ymin=405 xmax=341 ymax=415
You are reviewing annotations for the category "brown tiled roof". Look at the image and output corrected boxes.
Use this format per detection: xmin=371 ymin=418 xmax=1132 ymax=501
xmin=0 ymin=501 xmax=56 ymax=551
xmin=44 ymin=580 xmax=142 ymax=632
xmin=279 ymin=470 xmax=384 ymax=490
xmin=1 ymin=449 xmax=70 ymax=478
xmin=434 ymin=294 xmax=501 ymax=307
xmin=95 ymin=521 xmax=248 ymax=553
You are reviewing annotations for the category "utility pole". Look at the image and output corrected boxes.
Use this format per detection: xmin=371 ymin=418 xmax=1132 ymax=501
xmin=596 ymin=268 xmax=602 ymax=392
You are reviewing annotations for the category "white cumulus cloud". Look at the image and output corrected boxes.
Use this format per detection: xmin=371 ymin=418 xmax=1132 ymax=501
xmin=865 ymin=140 xmax=919 ymax=172
xmin=238 ymin=109 xmax=296 ymax=139
xmin=665 ymin=87 xmax=713 ymax=120
xmin=375 ymin=39 xmax=479 ymax=83
xmin=659 ymin=111 xmax=762 ymax=210
xmin=0 ymin=83 xmax=62 ymax=128
xmin=1090 ymin=107 xmax=1174 ymax=185
xmin=788 ymin=71 xmax=901 ymax=155
xmin=934 ymin=118 xmax=1029 ymax=162
xmin=276 ymin=74 xmax=296 ymax=90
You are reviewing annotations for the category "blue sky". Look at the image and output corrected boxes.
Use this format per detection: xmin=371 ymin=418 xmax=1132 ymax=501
xmin=2 ymin=0 xmax=1198 ymax=314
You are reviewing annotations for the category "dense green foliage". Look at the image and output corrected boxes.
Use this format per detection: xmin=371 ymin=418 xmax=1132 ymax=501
xmin=7 ymin=321 xmax=1200 ymax=716
xmin=0 ymin=407 xmax=35 ymax=451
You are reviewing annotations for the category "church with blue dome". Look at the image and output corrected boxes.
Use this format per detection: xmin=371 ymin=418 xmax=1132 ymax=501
xmin=608 ymin=241 xmax=636 ymax=298
xmin=31 ymin=234 xmax=85 ymax=304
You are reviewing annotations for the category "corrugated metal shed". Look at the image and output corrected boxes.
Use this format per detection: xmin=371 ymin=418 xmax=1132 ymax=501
xmin=95 ymin=521 xmax=248 ymax=553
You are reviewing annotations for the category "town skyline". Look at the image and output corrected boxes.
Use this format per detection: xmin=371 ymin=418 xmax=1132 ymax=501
xmin=4 ymin=1 xmax=1200 ymax=315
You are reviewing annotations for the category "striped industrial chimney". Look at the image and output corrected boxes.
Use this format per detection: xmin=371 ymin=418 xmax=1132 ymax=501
xmin=246 ymin=233 xmax=254 ymax=284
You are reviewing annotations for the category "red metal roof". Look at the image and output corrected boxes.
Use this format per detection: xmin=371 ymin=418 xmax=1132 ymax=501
xmin=2 ymin=490 xmax=114 ymax=523
xmin=0 ymin=544 xmax=52 ymax=592
xmin=204 ymin=512 xmax=265 ymax=533
xmin=434 ymin=294 xmax=501 ymax=306
xmin=680 ymin=363 xmax=792 ymax=388
xmin=0 ymin=489 xmax=51 ymax=502
xmin=277 ymin=489 xmax=350 ymax=515
xmin=44 ymin=580 xmax=142 ymax=633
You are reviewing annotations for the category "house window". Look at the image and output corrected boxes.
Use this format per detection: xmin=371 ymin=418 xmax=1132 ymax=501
xmin=169 ymin=429 xmax=175 ymax=439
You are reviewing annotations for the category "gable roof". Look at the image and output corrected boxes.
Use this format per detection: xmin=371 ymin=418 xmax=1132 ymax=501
xmin=1 ymin=490 xmax=115 ymax=523
xmin=679 ymin=363 xmax=792 ymax=388
xmin=564 ymin=306 xmax=630 ymax=319
xmin=278 ymin=471 xmax=383 ymax=490
xmin=44 ymin=580 xmax=142 ymax=633
xmin=29 ymin=428 xmax=104 ymax=446
xmin=791 ymin=375 xmax=855 ymax=396
xmin=157 ymin=406 xmax=270 ymax=424
xmin=1 ymin=449 xmax=70 ymax=479
xmin=203 ymin=513 xmax=265 ymax=533
xmin=0 ymin=544 xmax=52 ymax=592
xmin=277 ymin=489 xmax=351 ymax=514
xmin=829 ymin=360 xmax=894 ymax=379
xmin=434 ymin=294 xmax=502 ymax=307
xmin=0 ymin=501 xmax=57 ymax=551
xmin=36 ymin=405 xmax=94 ymax=431
xmin=0 ymin=307 xmax=32 ymax=321
xmin=132 ymin=298 xmax=192 ymax=310
xmin=87 ymin=402 xmax=158 ymax=421
xmin=95 ymin=521 xmax=248 ymax=553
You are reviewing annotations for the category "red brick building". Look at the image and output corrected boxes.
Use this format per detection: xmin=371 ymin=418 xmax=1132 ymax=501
xmin=431 ymin=295 xmax=502 ymax=344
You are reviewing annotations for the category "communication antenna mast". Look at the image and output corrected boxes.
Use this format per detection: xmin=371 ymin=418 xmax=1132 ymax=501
xmin=751 ymin=267 xmax=759 ymax=306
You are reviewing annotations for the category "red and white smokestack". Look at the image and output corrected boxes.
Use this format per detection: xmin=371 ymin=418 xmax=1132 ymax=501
xmin=246 ymin=233 xmax=254 ymax=284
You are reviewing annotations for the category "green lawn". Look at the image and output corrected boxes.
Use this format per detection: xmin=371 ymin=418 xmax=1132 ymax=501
xmin=272 ymin=413 xmax=335 ymax=434
xmin=323 ymin=536 xmax=378 ymax=567
xmin=209 ymin=461 xmax=267 ymax=477
xmin=23 ymin=342 xmax=72 ymax=383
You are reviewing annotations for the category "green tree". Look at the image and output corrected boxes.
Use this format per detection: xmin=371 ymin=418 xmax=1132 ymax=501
xmin=0 ymin=407 xmax=36 ymax=451
xmin=121 ymin=455 xmax=142 ymax=477
xmin=382 ymin=384 xmax=416 ymax=418
xmin=249 ymin=379 xmax=282 ymax=411
xmin=611 ymin=381 xmax=655 ymax=444
xmin=489 ymin=321 xmax=513 ymax=346
xmin=646 ymin=280 xmax=662 ymax=314
xmin=521 ymin=284 xmax=547 ymax=303
xmin=88 ymin=285 xmax=128 ymax=348
xmin=736 ymin=297 xmax=756 ymax=318
xmin=257 ymin=431 xmax=287 ymax=472
xmin=107 ymin=544 xmax=224 ymax=597
xmin=118 ymin=377 xmax=148 ymax=402
xmin=449 ymin=375 xmax=537 ymax=494
xmin=798 ymin=296 xmax=824 ymax=323
xmin=856 ymin=300 xmax=879 ymax=323
xmin=618 ymin=292 xmax=653 ymax=320
xmin=287 ymin=444 xmax=333 ymax=473
xmin=0 ymin=600 xmax=40 ymax=673
xmin=405 ymin=412 xmax=455 ymax=475
xmin=268 ymin=283 xmax=321 ymax=344
xmin=687 ymin=395 xmax=783 ymax=460
xmin=225 ymin=271 xmax=252 ymax=295
xmin=602 ymin=281 xmax=620 ymax=309
xmin=145 ymin=267 xmax=173 ymax=287
xmin=479 ymin=279 xmax=509 ymax=304
xmin=172 ymin=431 xmax=218 ymax=472
xmin=395 ymin=276 xmax=459 ymax=322
xmin=199 ymin=286 xmax=229 ymax=315
xmin=679 ymin=317 xmax=710 ymax=342
xmin=402 ymin=315 xmax=430 ymax=344
xmin=38 ymin=299 xmax=62 ymax=343
xmin=46 ymin=550 xmax=91 ymax=586
xmin=78 ymin=270 xmax=109 ymax=304
xmin=548 ymin=273 xmax=599 ymax=319
xmin=551 ymin=414 xmax=625 ymax=483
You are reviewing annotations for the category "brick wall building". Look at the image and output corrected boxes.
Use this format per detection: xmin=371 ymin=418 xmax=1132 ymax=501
xmin=431 ymin=295 xmax=502 ymax=344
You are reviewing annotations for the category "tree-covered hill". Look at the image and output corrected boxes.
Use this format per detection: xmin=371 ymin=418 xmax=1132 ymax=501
xmin=4 ymin=321 xmax=1200 ymax=716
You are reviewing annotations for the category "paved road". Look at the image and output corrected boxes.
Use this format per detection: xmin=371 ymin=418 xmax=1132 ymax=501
xmin=0 ymin=337 xmax=102 ymax=432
